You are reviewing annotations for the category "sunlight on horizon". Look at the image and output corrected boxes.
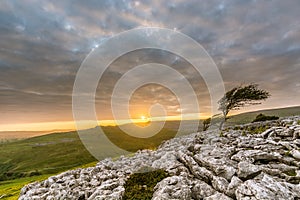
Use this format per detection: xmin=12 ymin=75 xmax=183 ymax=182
xmin=0 ymin=113 xmax=211 ymax=132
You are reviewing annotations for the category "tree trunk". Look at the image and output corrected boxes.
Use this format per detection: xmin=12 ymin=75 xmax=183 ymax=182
xmin=219 ymin=119 xmax=225 ymax=130
xmin=219 ymin=110 xmax=228 ymax=130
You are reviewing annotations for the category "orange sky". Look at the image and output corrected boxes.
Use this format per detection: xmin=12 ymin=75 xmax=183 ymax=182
xmin=1 ymin=1 xmax=300 ymax=133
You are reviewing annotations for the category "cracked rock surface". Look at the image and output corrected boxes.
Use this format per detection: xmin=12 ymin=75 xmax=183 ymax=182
xmin=19 ymin=116 xmax=300 ymax=199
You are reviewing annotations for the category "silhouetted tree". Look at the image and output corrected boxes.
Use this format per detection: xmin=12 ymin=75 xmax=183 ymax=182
xmin=218 ymin=83 xmax=270 ymax=129
xmin=203 ymin=118 xmax=211 ymax=131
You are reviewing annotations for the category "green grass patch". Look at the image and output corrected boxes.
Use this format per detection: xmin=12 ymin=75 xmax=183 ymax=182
xmin=226 ymin=106 xmax=300 ymax=125
xmin=248 ymin=126 xmax=269 ymax=134
xmin=123 ymin=169 xmax=169 ymax=200
xmin=0 ymin=131 xmax=97 ymax=181
xmin=284 ymin=170 xmax=297 ymax=177
xmin=0 ymin=125 xmax=177 ymax=198
xmin=0 ymin=161 xmax=97 ymax=199
xmin=0 ymin=174 xmax=52 ymax=200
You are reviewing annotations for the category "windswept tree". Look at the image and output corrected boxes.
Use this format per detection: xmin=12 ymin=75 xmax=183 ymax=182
xmin=218 ymin=83 xmax=270 ymax=129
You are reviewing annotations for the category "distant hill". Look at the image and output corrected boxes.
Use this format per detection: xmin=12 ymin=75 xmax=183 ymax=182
xmin=226 ymin=106 xmax=300 ymax=126
xmin=0 ymin=105 xmax=299 ymax=182
xmin=1 ymin=105 xmax=300 ymax=199
xmin=0 ymin=129 xmax=73 ymax=141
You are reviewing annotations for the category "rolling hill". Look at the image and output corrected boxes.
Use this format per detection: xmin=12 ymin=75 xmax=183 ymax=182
xmin=0 ymin=106 xmax=299 ymax=199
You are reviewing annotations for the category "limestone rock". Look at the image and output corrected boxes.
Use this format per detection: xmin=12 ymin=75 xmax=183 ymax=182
xmin=236 ymin=173 xmax=299 ymax=199
xmin=237 ymin=161 xmax=261 ymax=180
xmin=152 ymin=176 xmax=192 ymax=200
xmin=19 ymin=116 xmax=300 ymax=200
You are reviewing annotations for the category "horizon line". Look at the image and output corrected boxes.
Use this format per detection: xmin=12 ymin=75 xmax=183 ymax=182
xmin=1 ymin=104 xmax=299 ymax=132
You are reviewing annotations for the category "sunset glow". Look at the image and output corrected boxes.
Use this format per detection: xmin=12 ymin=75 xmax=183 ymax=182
xmin=0 ymin=0 xmax=299 ymax=137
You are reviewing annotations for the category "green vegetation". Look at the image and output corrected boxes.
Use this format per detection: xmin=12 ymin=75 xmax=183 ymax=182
xmin=252 ymin=113 xmax=279 ymax=123
xmin=225 ymin=106 xmax=300 ymax=126
xmin=247 ymin=125 xmax=268 ymax=134
xmin=219 ymin=131 xmax=224 ymax=137
xmin=0 ymin=106 xmax=299 ymax=198
xmin=102 ymin=126 xmax=177 ymax=152
xmin=0 ymin=126 xmax=177 ymax=199
xmin=123 ymin=168 xmax=169 ymax=200
xmin=0 ymin=125 xmax=177 ymax=182
xmin=231 ymin=124 xmax=269 ymax=135
xmin=0 ymin=161 xmax=97 ymax=199
xmin=0 ymin=131 xmax=97 ymax=181
xmin=285 ymin=150 xmax=292 ymax=157
xmin=202 ymin=118 xmax=211 ymax=131
xmin=0 ymin=174 xmax=51 ymax=200
xmin=284 ymin=169 xmax=297 ymax=177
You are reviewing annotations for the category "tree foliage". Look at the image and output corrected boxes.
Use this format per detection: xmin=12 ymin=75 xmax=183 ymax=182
xmin=218 ymin=84 xmax=270 ymax=129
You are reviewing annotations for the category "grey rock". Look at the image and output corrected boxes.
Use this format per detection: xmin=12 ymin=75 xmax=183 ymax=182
xmin=236 ymin=173 xmax=299 ymax=199
xmin=211 ymin=175 xmax=229 ymax=193
xmin=226 ymin=176 xmax=243 ymax=198
xmin=290 ymin=149 xmax=300 ymax=160
xmin=191 ymin=180 xmax=216 ymax=199
xmin=152 ymin=176 xmax=192 ymax=200
xmin=19 ymin=116 xmax=300 ymax=200
xmin=204 ymin=192 xmax=233 ymax=200
xmin=237 ymin=161 xmax=261 ymax=180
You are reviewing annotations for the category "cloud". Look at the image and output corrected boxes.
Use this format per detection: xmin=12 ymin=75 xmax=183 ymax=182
xmin=0 ymin=0 xmax=299 ymax=124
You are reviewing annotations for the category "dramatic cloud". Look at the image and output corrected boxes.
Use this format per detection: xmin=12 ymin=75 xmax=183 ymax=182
xmin=0 ymin=0 xmax=299 ymax=127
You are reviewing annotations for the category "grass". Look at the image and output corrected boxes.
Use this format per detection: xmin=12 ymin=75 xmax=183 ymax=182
xmin=248 ymin=126 xmax=269 ymax=134
xmin=226 ymin=106 xmax=300 ymax=126
xmin=0 ymin=125 xmax=179 ymax=181
xmin=0 ymin=174 xmax=51 ymax=199
xmin=283 ymin=169 xmax=297 ymax=177
xmin=0 ymin=126 xmax=177 ymax=199
xmin=0 ymin=131 xmax=97 ymax=181
xmin=0 ymin=161 xmax=97 ymax=199
xmin=123 ymin=169 xmax=169 ymax=200
xmin=0 ymin=105 xmax=299 ymax=199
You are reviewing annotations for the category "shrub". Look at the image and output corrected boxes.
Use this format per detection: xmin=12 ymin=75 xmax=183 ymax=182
xmin=219 ymin=131 xmax=224 ymax=137
xmin=252 ymin=113 xmax=279 ymax=123
xmin=123 ymin=169 xmax=169 ymax=200
xmin=202 ymin=118 xmax=211 ymax=131
xmin=252 ymin=126 xmax=268 ymax=134
xmin=29 ymin=170 xmax=41 ymax=177
xmin=284 ymin=169 xmax=296 ymax=177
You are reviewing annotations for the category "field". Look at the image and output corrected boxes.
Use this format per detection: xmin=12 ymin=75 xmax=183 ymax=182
xmin=0 ymin=125 xmax=181 ymax=199
xmin=0 ymin=162 xmax=97 ymax=199
xmin=226 ymin=106 xmax=300 ymax=126
xmin=0 ymin=106 xmax=299 ymax=199
xmin=0 ymin=131 xmax=96 ymax=182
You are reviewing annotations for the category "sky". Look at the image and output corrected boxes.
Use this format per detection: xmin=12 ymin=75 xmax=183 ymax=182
xmin=0 ymin=0 xmax=300 ymax=131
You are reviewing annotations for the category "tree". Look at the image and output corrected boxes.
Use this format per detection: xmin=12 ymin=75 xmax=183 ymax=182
xmin=218 ymin=83 xmax=270 ymax=129
xmin=202 ymin=117 xmax=211 ymax=131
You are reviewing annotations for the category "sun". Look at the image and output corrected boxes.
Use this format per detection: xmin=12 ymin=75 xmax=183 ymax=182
xmin=140 ymin=115 xmax=147 ymax=121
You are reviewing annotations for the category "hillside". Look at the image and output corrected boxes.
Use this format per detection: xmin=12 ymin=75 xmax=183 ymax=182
xmin=226 ymin=106 xmax=300 ymax=125
xmin=19 ymin=116 xmax=300 ymax=199
xmin=1 ymin=106 xmax=300 ymax=182
xmin=0 ymin=131 xmax=96 ymax=181
xmin=1 ymin=106 xmax=300 ymax=199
